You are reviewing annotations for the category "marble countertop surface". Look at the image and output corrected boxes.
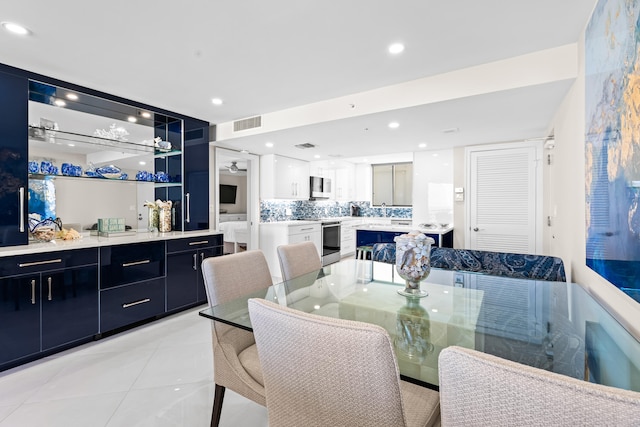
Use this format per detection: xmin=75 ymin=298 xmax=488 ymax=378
xmin=0 ymin=229 xmax=223 ymax=257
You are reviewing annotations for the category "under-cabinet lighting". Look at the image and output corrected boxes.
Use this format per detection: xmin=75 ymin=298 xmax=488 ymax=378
xmin=66 ymin=93 xmax=78 ymax=101
xmin=54 ymin=99 xmax=66 ymax=107
xmin=67 ymin=143 xmax=75 ymax=147
xmin=139 ymin=161 xmax=146 ymax=166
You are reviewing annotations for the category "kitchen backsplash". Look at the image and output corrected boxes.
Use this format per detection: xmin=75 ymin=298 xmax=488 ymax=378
xmin=260 ymin=200 xmax=412 ymax=222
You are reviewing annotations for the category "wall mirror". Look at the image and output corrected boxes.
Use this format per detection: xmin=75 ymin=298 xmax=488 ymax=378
xmin=372 ymin=162 xmax=413 ymax=206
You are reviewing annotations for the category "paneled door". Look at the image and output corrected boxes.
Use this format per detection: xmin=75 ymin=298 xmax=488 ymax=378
xmin=466 ymin=142 xmax=542 ymax=253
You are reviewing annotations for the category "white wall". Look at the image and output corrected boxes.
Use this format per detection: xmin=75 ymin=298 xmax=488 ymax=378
xmin=219 ymin=173 xmax=247 ymax=214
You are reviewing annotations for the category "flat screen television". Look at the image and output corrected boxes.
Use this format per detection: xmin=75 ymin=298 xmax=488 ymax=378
xmin=219 ymin=184 xmax=238 ymax=204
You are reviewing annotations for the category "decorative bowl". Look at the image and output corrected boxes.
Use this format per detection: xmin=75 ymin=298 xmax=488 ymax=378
xmin=96 ymin=165 xmax=122 ymax=179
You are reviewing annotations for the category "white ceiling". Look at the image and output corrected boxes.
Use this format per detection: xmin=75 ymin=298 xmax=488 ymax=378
xmin=1 ymin=1 xmax=597 ymax=162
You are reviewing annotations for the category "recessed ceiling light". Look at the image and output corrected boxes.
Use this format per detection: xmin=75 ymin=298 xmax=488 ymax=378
xmin=265 ymin=142 xmax=274 ymax=148
xmin=388 ymin=122 xmax=399 ymax=129
xmin=418 ymin=143 xmax=427 ymax=148
xmin=67 ymin=143 xmax=75 ymax=147
xmin=314 ymin=154 xmax=321 ymax=159
xmin=388 ymin=43 xmax=405 ymax=54
xmin=2 ymin=22 xmax=30 ymax=36
xmin=432 ymin=153 xmax=439 ymax=157
xmin=127 ymin=116 xmax=137 ymax=123
xmin=54 ymin=99 xmax=66 ymax=107
xmin=211 ymin=98 xmax=223 ymax=105
xmin=240 ymin=149 xmax=249 ymax=154
xmin=66 ymin=93 xmax=78 ymax=101
xmin=141 ymin=111 xmax=151 ymax=118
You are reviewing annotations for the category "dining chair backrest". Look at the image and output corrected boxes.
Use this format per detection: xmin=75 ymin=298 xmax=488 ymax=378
xmin=372 ymin=242 xmax=396 ymax=264
xmin=277 ymin=241 xmax=322 ymax=281
xmin=201 ymin=250 xmax=272 ymax=425
xmin=248 ymin=298 xmax=440 ymax=427
xmin=438 ymin=346 xmax=640 ymax=426
xmin=429 ymin=247 xmax=567 ymax=281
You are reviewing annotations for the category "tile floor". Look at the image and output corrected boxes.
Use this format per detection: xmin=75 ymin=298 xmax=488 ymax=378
xmin=0 ymin=306 xmax=268 ymax=426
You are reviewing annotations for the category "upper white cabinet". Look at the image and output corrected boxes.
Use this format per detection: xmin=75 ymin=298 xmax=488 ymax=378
xmin=261 ymin=154 xmax=310 ymax=199
xmin=310 ymin=160 xmax=355 ymax=201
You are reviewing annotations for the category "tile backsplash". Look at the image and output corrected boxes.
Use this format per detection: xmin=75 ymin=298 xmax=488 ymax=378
xmin=260 ymin=200 xmax=412 ymax=222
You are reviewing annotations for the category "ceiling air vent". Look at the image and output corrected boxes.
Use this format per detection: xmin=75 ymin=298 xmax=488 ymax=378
xmin=233 ymin=116 xmax=262 ymax=132
xmin=295 ymin=143 xmax=316 ymax=149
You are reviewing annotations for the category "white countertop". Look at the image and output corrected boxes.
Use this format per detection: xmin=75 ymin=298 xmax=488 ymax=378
xmin=0 ymin=229 xmax=223 ymax=257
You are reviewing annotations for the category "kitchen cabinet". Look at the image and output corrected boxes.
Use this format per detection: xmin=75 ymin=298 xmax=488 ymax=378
xmin=99 ymin=241 xmax=166 ymax=332
xmin=260 ymin=154 xmax=310 ymax=199
xmin=340 ymin=219 xmax=361 ymax=257
xmin=166 ymin=234 xmax=223 ymax=311
xmin=334 ymin=163 xmax=355 ymax=201
xmin=260 ymin=222 xmax=321 ymax=277
xmin=0 ymin=248 xmax=98 ymax=369
xmin=0 ymin=70 xmax=28 ymax=247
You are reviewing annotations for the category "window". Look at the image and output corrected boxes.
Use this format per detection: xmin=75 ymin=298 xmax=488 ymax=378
xmin=372 ymin=162 xmax=412 ymax=206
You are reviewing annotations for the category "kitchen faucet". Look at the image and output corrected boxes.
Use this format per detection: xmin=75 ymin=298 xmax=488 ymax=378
xmin=381 ymin=202 xmax=387 ymax=217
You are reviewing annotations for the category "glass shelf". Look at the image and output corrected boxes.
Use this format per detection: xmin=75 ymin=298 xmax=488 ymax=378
xmin=154 ymin=182 xmax=182 ymax=188
xmin=154 ymin=149 xmax=182 ymax=157
xmin=27 ymin=172 xmax=159 ymax=184
xmin=29 ymin=125 xmax=155 ymax=155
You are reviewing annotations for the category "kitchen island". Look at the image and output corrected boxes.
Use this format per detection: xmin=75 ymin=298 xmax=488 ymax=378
xmin=355 ymin=223 xmax=454 ymax=248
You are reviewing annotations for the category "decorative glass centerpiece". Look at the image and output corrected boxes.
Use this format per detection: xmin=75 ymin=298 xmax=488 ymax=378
xmin=394 ymin=232 xmax=435 ymax=298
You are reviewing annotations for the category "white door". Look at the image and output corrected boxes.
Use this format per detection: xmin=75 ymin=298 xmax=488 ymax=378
xmin=465 ymin=142 xmax=542 ymax=253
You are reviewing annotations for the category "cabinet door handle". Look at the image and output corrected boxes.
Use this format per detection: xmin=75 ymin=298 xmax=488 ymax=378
xmin=31 ymin=279 xmax=36 ymax=304
xmin=185 ymin=193 xmax=191 ymax=223
xmin=122 ymin=298 xmax=151 ymax=308
xmin=47 ymin=276 xmax=52 ymax=301
xmin=122 ymin=260 xmax=150 ymax=267
xmin=188 ymin=240 xmax=209 ymax=246
xmin=200 ymin=252 xmax=205 ymax=263
xmin=300 ymin=227 xmax=314 ymax=231
xmin=19 ymin=258 xmax=62 ymax=268
xmin=19 ymin=187 xmax=25 ymax=232
xmin=193 ymin=253 xmax=198 ymax=271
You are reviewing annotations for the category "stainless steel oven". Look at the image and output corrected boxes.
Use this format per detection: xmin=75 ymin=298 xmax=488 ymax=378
xmin=321 ymin=221 xmax=341 ymax=266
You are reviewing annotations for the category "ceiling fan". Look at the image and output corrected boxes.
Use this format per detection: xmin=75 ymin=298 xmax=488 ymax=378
xmin=225 ymin=161 xmax=247 ymax=173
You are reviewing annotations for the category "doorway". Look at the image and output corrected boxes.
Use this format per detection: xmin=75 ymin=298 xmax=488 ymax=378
xmin=465 ymin=141 xmax=542 ymax=253
xmin=214 ymin=147 xmax=260 ymax=252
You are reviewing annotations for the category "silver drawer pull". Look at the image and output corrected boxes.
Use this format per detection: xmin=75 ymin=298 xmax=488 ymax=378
xmin=122 ymin=298 xmax=151 ymax=308
xmin=300 ymin=227 xmax=314 ymax=231
xmin=19 ymin=259 xmax=63 ymax=268
xmin=188 ymin=240 xmax=209 ymax=246
xmin=122 ymin=260 xmax=150 ymax=267
xmin=31 ymin=279 xmax=36 ymax=304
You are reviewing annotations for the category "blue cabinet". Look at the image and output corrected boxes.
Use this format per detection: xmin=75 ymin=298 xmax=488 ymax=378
xmin=166 ymin=234 xmax=223 ymax=311
xmin=183 ymin=119 xmax=210 ymax=231
xmin=356 ymin=229 xmax=454 ymax=248
xmin=0 ymin=70 xmax=28 ymax=247
xmin=99 ymin=242 xmax=166 ymax=333
xmin=0 ymin=248 xmax=99 ymax=369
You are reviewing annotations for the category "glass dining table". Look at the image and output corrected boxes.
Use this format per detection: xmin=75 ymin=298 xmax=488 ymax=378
xmin=199 ymin=258 xmax=640 ymax=391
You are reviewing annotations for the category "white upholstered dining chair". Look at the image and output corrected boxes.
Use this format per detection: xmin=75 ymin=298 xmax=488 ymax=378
xmin=438 ymin=346 xmax=640 ymax=426
xmin=276 ymin=241 xmax=322 ymax=281
xmin=201 ymin=250 xmax=272 ymax=426
xmin=247 ymin=298 xmax=441 ymax=427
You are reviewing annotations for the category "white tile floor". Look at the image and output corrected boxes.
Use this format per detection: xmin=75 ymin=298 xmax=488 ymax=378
xmin=0 ymin=306 xmax=268 ymax=427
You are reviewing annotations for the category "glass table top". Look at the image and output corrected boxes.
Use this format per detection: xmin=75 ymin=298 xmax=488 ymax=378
xmin=200 ymin=259 xmax=640 ymax=391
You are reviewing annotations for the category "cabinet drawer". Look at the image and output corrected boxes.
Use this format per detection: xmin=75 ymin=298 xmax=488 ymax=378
xmin=100 ymin=242 xmax=165 ymax=289
xmin=288 ymin=224 xmax=320 ymax=236
xmin=166 ymin=234 xmax=223 ymax=253
xmin=0 ymin=248 xmax=98 ymax=277
xmin=100 ymin=278 xmax=165 ymax=332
